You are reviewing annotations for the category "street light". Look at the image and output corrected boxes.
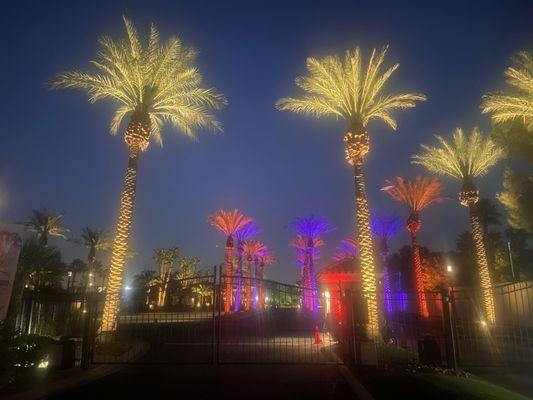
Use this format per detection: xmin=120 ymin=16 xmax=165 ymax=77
xmin=446 ymin=265 xmax=453 ymax=273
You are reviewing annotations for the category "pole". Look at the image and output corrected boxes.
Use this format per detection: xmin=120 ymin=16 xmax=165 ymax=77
xmin=507 ymin=241 xmax=516 ymax=281
xmin=211 ymin=265 xmax=217 ymax=365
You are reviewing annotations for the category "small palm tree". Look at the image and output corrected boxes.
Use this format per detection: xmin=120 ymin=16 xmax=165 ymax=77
xmin=482 ymin=51 xmax=533 ymax=128
xmin=291 ymin=215 xmax=335 ymax=312
xmin=153 ymin=247 xmax=180 ymax=307
xmin=51 ymin=17 xmax=226 ymax=331
xmin=277 ymin=46 xmax=425 ymax=336
xmin=25 ymin=209 xmax=69 ymax=246
xmin=370 ymin=213 xmax=403 ymax=313
xmin=233 ymin=222 xmax=259 ymax=311
xmin=74 ymin=227 xmax=111 ymax=288
xmin=412 ymin=127 xmax=505 ymax=323
xmin=382 ymin=177 xmax=444 ymax=317
xmin=257 ymin=249 xmax=276 ymax=310
xmin=207 ymin=209 xmax=252 ymax=313
xmin=291 ymin=235 xmax=323 ymax=287
xmin=332 ymin=235 xmax=358 ymax=261
xmin=242 ymin=240 xmax=267 ymax=310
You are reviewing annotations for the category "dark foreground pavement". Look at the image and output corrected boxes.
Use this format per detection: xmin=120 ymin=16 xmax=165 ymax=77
xmin=49 ymin=364 xmax=359 ymax=400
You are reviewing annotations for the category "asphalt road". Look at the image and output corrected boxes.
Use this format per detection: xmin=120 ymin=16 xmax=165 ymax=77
xmin=49 ymin=364 xmax=358 ymax=400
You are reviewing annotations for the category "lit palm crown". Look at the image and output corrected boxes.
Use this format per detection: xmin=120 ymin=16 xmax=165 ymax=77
xmin=381 ymin=177 xmax=444 ymax=214
xmin=153 ymin=247 xmax=180 ymax=266
xmin=332 ymin=236 xmax=358 ymax=261
xmin=243 ymin=240 xmax=267 ymax=260
xmin=51 ymin=17 xmax=226 ymax=145
xmin=482 ymin=52 xmax=533 ymax=128
xmin=234 ymin=221 xmax=260 ymax=242
xmin=291 ymin=215 xmax=335 ymax=239
xmin=207 ymin=209 xmax=252 ymax=237
xmin=411 ymin=127 xmax=505 ymax=182
xmin=370 ymin=213 xmax=403 ymax=241
xmin=259 ymin=249 xmax=277 ymax=265
xmin=276 ymin=46 xmax=425 ymax=129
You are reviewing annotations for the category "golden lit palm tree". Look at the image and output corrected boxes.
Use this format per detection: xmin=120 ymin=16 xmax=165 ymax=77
xmin=481 ymin=51 xmax=533 ymax=128
xmin=277 ymin=46 xmax=425 ymax=336
xmin=51 ymin=17 xmax=226 ymax=331
xmin=207 ymin=209 xmax=252 ymax=313
xmin=382 ymin=176 xmax=444 ymax=317
xmin=412 ymin=127 xmax=505 ymax=323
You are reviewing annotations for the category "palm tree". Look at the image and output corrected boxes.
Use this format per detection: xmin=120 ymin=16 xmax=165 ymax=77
xmin=291 ymin=235 xmax=323 ymax=291
xmin=25 ymin=209 xmax=69 ymax=246
xmin=257 ymin=249 xmax=276 ymax=310
xmin=370 ymin=213 xmax=403 ymax=313
xmin=277 ymin=46 xmax=425 ymax=336
xmin=481 ymin=51 xmax=533 ymax=128
xmin=153 ymin=247 xmax=180 ymax=307
xmin=5 ymin=238 xmax=62 ymax=330
xmin=51 ymin=17 xmax=226 ymax=331
xmin=412 ymin=127 xmax=505 ymax=323
xmin=233 ymin=222 xmax=259 ymax=311
xmin=207 ymin=209 xmax=252 ymax=313
xmin=68 ymin=258 xmax=88 ymax=289
xmin=242 ymin=240 xmax=267 ymax=311
xmin=74 ymin=228 xmax=111 ymax=287
xmin=291 ymin=216 xmax=335 ymax=312
xmin=382 ymin=177 xmax=444 ymax=317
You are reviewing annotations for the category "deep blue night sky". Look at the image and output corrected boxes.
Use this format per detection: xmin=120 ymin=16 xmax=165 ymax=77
xmin=1 ymin=0 xmax=532 ymax=284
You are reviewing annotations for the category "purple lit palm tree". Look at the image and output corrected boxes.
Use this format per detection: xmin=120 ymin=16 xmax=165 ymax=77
xmin=332 ymin=236 xmax=358 ymax=261
xmin=234 ymin=222 xmax=259 ymax=311
xmin=371 ymin=213 xmax=403 ymax=313
xmin=291 ymin=216 xmax=335 ymax=311
xmin=291 ymin=235 xmax=323 ymax=297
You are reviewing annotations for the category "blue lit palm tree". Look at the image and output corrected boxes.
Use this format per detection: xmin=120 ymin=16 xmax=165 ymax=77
xmin=291 ymin=215 xmax=335 ymax=311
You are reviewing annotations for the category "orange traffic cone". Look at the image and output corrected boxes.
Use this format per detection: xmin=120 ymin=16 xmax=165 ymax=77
xmin=313 ymin=324 xmax=322 ymax=344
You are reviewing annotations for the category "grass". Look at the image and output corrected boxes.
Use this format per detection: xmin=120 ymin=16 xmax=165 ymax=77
xmin=358 ymin=369 xmax=531 ymax=400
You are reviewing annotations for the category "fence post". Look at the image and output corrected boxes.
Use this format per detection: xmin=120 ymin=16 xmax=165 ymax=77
xmin=211 ymin=265 xmax=217 ymax=365
xmin=441 ymin=289 xmax=458 ymax=373
xmin=81 ymin=293 xmax=96 ymax=370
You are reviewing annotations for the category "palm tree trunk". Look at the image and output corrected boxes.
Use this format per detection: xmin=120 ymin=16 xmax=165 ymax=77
xmin=410 ymin=233 xmax=429 ymax=318
xmin=101 ymin=153 xmax=139 ymax=332
xmin=353 ymin=162 xmax=379 ymax=337
xmin=224 ymin=240 xmax=233 ymax=313
xmin=234 ymin=241 xmax=243 ymax=312
xmin=469 ymin=204 xmax=496 ymax=323
xmin=258 ymin=263 xmax=265 ymax=310
xmin=308 ymin=247 xmax=317 ymax=312
xmin=245 ymin=259 xmax=252 ymax=311
xmin=380 ymin=242 xmax=393 ymax=314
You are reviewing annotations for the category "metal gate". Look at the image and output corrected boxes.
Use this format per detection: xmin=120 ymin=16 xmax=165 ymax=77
xmin=89 ymin=269 xmax=343 ymax=365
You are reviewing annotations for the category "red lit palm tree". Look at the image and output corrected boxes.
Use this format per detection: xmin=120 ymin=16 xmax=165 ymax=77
xmin=382 ymin=177 xmax=444 ymax=317
xmin=332 ymin=235 xmax=358 ymax=261
xmin=243 ymin=240 xmax=267 ymax=311
xmin=208 ymin=210 xmax=252 ymax=313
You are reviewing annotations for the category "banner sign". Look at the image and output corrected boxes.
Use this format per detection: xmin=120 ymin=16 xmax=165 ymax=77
xmin=0 ymin=224 xmax=24 ymax=322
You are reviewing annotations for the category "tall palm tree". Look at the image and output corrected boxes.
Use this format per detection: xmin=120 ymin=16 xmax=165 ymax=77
xmin=382 ymin=177 xmax=444 ymax=317
xmin=233 ymin=222 xmax=259 ymax=311
xmin=482 ymin=51 xmax=533 ymax=128
xmin=51 ymin=18 xmax=226 ymax=331
xmin=370 ymin=213 xmax=403 ymax=313
xmin=412 ymin=127 xmax=505 ymax=323
xmin=207 ymin=209 xmax=252 ymax=313
xmin=153 ymin=247 xmax=180 ymax=307
xmin=242 ymin=240 xmax=267 ymax=311
xmin=277 ymin=46 xmax=425 ymax=336
xmin=74 ymin=228 xmax=111 ymax=287
xmin=25 ymin=209 xmax=69 ymax=246
xmin=291 ymin=216 xmax=334 ymax=312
